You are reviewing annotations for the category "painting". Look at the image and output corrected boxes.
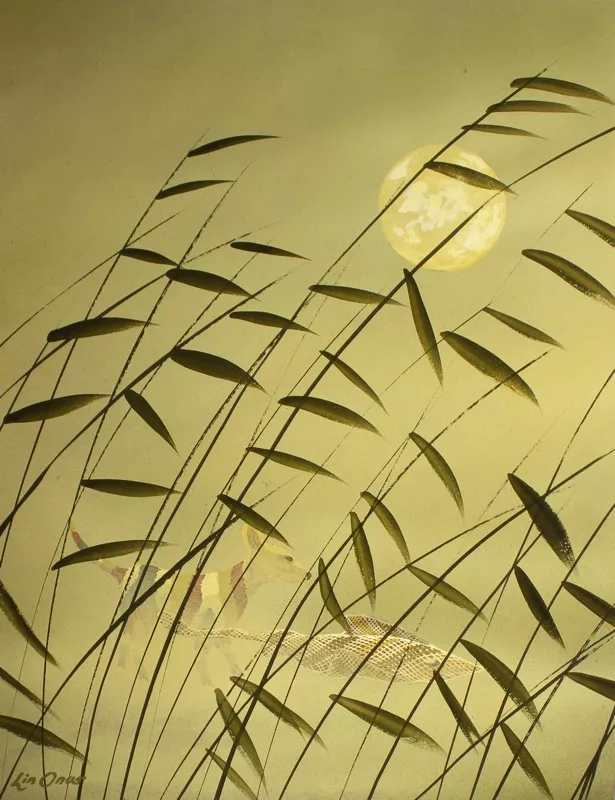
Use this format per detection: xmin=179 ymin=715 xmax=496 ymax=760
xmin=1 ymin=2 xmax=615 ymax=798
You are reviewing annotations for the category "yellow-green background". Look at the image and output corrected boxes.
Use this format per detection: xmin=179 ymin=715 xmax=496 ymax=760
xmin=1 ymin=1 xmax=615 ymax=798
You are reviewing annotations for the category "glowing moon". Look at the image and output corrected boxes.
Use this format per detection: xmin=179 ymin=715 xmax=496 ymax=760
xmin=378 ymin=144 xmax=507 ymax=272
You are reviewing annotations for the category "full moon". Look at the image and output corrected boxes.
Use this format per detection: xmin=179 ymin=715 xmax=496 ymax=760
xmin=378 ymin=144 xmax=507 ymax=272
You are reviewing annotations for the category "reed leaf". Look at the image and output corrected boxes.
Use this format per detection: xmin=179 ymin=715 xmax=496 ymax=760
xmin=440 ymin=330 xmax=539 ymax=405
xmin=433 ymin=671 xmax=480 ymax=746
xmin=208 ymin=751 xmax=258 ymax=800
xmin=120 ymin=247 xmax=177 ymax=266
xmin=0 ymin=580 xmax=57 ymax=666
xmin=404 ymin=270 xmax=443 ymax=385
xmin=124 ymin=389 xmax=177 ymax=451
xmin=52 ymin=539 xmax=168 ymax=570
xmin=410 ymin=432 xmax=463 ymax=515
xmin=215 ymin=689 xmax=266 ymax=787
xmin=229 ymin=310 xmax=313 ymax=333
xmin=230 ymin=241 xmax=308 ymax=259
xmin=0 ymin=716 xmax=85 ymax=761
xmin=170 ymin=347 xmax=265 ymax=392
xmin=487 ymin=100 xmax=585 ymax=114
xmin=565 ymin=209 xmax=615 ymax=247
xmin=318 ymin=558 xmax=352 ymax=634
xmin=47 ymin=317 xmax=149 ymax=342
xmin=320 ymin=351 xmax=385 ymax=410
xmin=514 ymin=566 xmax=564 ymax=646
xmin=562 ymin=581 xmax=615 ymax=627
xmin=350 ymin=512 xmax=376 ymax=611
xmin=80 ymin=479 xmax=179 ymax=497
xmin=500 ymin=722 xmax=553 ymax=799
xmin=508 ymin=474 xmax=575 ymax=568
xmin=166 ymin=268 xmax=250 ymax=297
xmin=567 ymin=672 xmax=615 ymax=702
xmin=246 ymin=446 xmax=342 ymax=482
xmin=522 ymin=249 xmax=615 ymax=309
xmin=188 ymin=134 xmax=278 ymax=157
xmin=218 ymin=494 xmax=290 ymax=546
xmin=461 ymin=123 xmax=542 ymax=138
xmin=360 ymin=491 xmax=410 ymax=563
xmin=483 ymin=307 xmax=562 ymax=348
xmin=0 ymin=665 xmax=53 ymax=716
xmin=4 ymin=394 xmax=108 ymax=424
xmin=426 ymin=161 xmax=515 ymax=194
xmin=510 ymin=76 xmax=614 ymax=104
xmin=309 ymin=284 xmax=402 ymax=305
xmin=278 ymin=396 xmax=380 ymax=435
xmin=156 ymin=180 xmax=230 ymax=199
xmin=407 ymin=565 xmax=485 ymax=620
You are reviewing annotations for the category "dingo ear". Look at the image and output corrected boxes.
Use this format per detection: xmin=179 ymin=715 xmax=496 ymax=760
xmin=242 ymin=523 xmax=266 ymax=552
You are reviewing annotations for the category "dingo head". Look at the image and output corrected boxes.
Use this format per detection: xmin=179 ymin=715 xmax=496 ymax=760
xmin=242 ymin=524 xmax=311 ymax=584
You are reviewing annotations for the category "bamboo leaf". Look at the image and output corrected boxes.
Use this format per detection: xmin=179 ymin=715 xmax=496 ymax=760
xmin=120 ymin=247 xmax=177 ymax=266
xmin=208 ymin=750 xmax=258 ymax=800
xmin=440 ymin=330 xmax=539 ymax=405
xmin=80 ymin=479 xmax=179 ymax=497
xmin=52 ymin=539 xmax=168 ymax=570
xmin=567 ymin=672 xmax=615 ymax=702
xmin=522 ymin=249 xmax=615 ymax=309
xmin=410 ymin=432 xmax=463 ymax=515
xmin=426 ymin=161 xmax=515 ymax=194
xmin=330 ymin=694 xmax=443 ymax=752
xmin=124 ymin=389 xmax=177 ymax=451
xmin=246 ymin=446 xmax=342 ymax=482
xmin=404 ymin=270 xmax=443 ymax=385
xmin=188 ymin=134 xmax=278 ymax=157
xmin=47 ymin=317 xmax=149 ymax=342
xmin=156 ymin=180 xmax=230 ymax=199
xmin=230 ymin=310 xmax=313 ymax=333
xmin=461 ymin=123 xmax=543 ymax=138
xmin=483 ymin=307 xmax=562 ymax=348
xmin=218 ymin=494 xmax=290 ymax=547
xmin=514 ymin=566 xmax=564 ymax=646
xmin=230 ymin=676 xmax=325 ymax=747
xmin=215 ymin=689 xmax=266 ymax=787
xmin=350 ymin=512 xmax=376 ymax=612
xmin=562 ymin=581 xmax=615 ymax=627
xmin=309 ymin=284 xmax=402 ymax=305
xmin=360 ymin=491 xmax=410 ymax=563
xmin=4 ymin=394 xmax=108 ymax=424
xmin=510 ymin=76 xmax=614 ymax=105
xmin=460 ymin=639 xmax=539 ymax=723
xmin=500 ymin=722 xmax=553 ymax=799
xmin=230 ymin=241 xmax=308 ymax=259
xmin=320 ymin=351 xmax=385 ymax=410
xmin=278 ymin=396 xmax=380 ymax=435
xmin=487 ymin=100 xmax=585 ymax=114
xmin=318 ymin=558 xmax=352 ymax=634
xmin=0 ymin=580 xmax=58 ymax=666
xmin=407 ymin=565 xmax=485 ymax=620
xmin=565 ymin=209 xmax=615 ymax=247
xmin=433 ymin=671 xmax=480 ymax=746
xmin=508 ymin=474 xmax=575 ymax=568
xmin=170 ymin=347 xmax=265 ymax=392
xmin=166 ymin=268 xmax=250 ymax=297
xmin=0 ymin=716 xmax=85 ymax=761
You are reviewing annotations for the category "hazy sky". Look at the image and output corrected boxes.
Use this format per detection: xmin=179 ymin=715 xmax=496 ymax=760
xmin=1 ymin=2 xmax=615 ymax=799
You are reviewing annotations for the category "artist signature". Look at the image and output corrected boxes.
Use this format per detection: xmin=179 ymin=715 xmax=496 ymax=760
xmin=10 ymin=772 xmax=85 ymax=791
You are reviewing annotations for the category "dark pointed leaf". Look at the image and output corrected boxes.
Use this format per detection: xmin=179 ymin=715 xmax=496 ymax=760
xmin=0 ymin=716 xmax=85 ymax=761
xmin=320 ymin=350 xmax=385 ymax=410
xmin=562 ymin=581 xmax=615 ymax=627
xmin=215 ymin=689 xmax=266 ymax=786
xmin=121 ymin=247 xmax=177 ymax=266
xmin=80 ymin=479 xmax=179 ymax=497
xmin=156 ymin=180 xmax=230 ymax=199
xmin=501 ymin=722 xmax=553 ymax=799
xmin=426 ymin=161 xmax=515 ymax=194
xmin=47 ymin=317 xmax=149 ymax=342
xmin=0 ymin=580 xmax=58 ymax=666
xmin=246 ymin=446 xmax=342 ymax=482
xmin=217 ymin=494 xmax=290 ymax=546
xmin=461 ymin=123 xmax=542 ymax=138
xmin=487 ymin=100 xmax=585 ymax=114
xmin=0 ymin=665 xmax=57 ymax=717
xmin=166 ymin=268 xmax=250 ymax=297
xmin=278 ymin=396 xmax=380 ymax=435
xmin=208 ymin=750 xmax=258 ymax=800
xmin=440 ymin=331 xmax=539 ymax=405
xmin=567 ymin=672 xmax=615 ymax=702
xmin=52 ymin=539 xmax=168 ymax=570
xmin=565 ymin=209 xmax=615 ymax=247
xmin=230 ymin=241 xmax=308 ymax=259
xmin=4 ymin=394 xmax=108 ymax=424
xmin=330 ymin=694 xmax=443 ymax=751
xmin=350 ymin=513 xmax=376 ymax=611
xmin=188 ymin=135 xmax=278 ymax=157
xmin=404 ymin=270 xmax=443 ymax=385
xmin=361 ymin=491 xmax=410 ymax=563
xmin=407 ymin=565 xmax=485 ymax=620
xmin=508 ymin=474 xmax=575 ymax=568
xmin=514 ymin=566 xmax=564 ymax=646
xmin=522 ymin=249 xmax=615 ymax=309
xmin=483 ymin=308 xmax=562 ymax=348
xmin=309 ymin=284 xmax=402 ymax=305
xmin=460 ymin=639 xmax=539 ymax=723
xmin=410 ymin=432 xmax=463 ymax=515
xmin=124 ymin=389 xmax=177 ymax=451
xmin=170 ymin=347 xmax=265 ymax=392
xmin=318 ymin=558 xmax=352 ymax=634
xmin=230 ymin=310 xmax=313 ymax=333
xmin=510 ymin=76 xmax=613 ymax=104
xmin=433 ymin=671 xmax=480 ymax=746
